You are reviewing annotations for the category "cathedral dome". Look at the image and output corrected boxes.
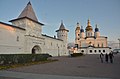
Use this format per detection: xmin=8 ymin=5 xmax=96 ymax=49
xmin=85 ymin=19 xmax=93 ymax=31
xmin=86 ymin=26 xmax=93 ymax=31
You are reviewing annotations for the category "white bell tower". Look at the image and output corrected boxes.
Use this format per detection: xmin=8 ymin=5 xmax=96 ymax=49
xmin=75 ymin=22 xmax=80 ymax=44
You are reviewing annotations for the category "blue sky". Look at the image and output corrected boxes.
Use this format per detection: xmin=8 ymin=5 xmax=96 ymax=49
xmin=0 ymin=0 xmax=120 ymax=43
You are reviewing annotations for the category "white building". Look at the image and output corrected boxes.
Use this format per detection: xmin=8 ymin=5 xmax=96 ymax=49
xmin=75 ymin=19 xmax=111 ymax=54
xmin=0 ymin=2 xmax=69 ymax=56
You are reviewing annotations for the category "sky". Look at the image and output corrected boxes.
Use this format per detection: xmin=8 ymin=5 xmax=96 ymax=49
xmin=0 ymin=0 xmax=120 ymax=43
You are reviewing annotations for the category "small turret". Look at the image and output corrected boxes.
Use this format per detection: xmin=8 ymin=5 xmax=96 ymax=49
xmin=56 ymin=21 xmax=69 ymax=42
xmin=94 ymin=24 xmax=100 ymax=37
xmin=80 ymin=26 xmax=85 ymax=38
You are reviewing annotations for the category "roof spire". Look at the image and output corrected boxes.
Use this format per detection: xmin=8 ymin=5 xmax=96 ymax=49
xmin=27 ymin=1 xmax=31 ymax=5
xmin=56 ymin=21 xmax=69 ymax=32
xmin=95 ymin=24 xmax=99 ymax=32
xmin=95 ymin=24 xmax=98 ymax=28
xmin=61 ymin=20 xmax=63 ymax=23
xmin=87 ymin=19 xmax=91 ymax=26
xmin=75 ymin=22 xmax=80 ymax=30
xmin=18 ymin=1 xmax=38 ymax=21
xmin=77 ymin=22 xmax=80 ymax=27
xmin=81 ymin=26 xmax=84 ymax=32
xmin=59 ymin=20 xmax=65 ymax=30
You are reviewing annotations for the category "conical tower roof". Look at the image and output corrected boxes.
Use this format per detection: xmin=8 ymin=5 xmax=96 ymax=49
xmin=56 ymin=21 xmax=69 ymax=32
xmin=18 ymin=1 xmax=38 ymax=21
xmin=9 ymin=1 xmax=44 ymax=25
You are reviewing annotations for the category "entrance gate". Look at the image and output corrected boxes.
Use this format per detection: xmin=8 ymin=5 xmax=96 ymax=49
xmin=32 ymin=45 xmax=41 ymax=54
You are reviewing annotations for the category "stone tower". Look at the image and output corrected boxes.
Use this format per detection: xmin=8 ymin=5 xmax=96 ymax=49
xmin=9 ymin=1 xmax=44 ymax=36
xmin=56 ymin=21 xmax=69 ymax=43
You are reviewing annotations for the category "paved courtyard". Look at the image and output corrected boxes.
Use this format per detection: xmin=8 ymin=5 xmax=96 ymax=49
xmin=0 ymin=54 xmax=120 ymax=79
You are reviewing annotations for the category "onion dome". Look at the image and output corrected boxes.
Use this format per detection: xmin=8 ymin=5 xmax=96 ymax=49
xmin=85 ymin=19 xmax=93 ymax=31
xmin=95 ymin=24 xmax=99 ymax=32
xmin=80 ymin=26 xmax=84 ymax=32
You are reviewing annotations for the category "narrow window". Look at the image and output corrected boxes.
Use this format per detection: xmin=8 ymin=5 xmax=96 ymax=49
xmin=51 ymin=42 xmax=52 ymax=46
xmin=88 ymin=33 xmax=90 ymax=36
xmin=57 ymin=44 xmax=58 ymax=47
xmin=102 ymin=43 xmax=104 ymax=47
xmin=17 ymin=36 xmax=19 ymax=41
xmin=98 ymin=44 xmax=99 ymax=47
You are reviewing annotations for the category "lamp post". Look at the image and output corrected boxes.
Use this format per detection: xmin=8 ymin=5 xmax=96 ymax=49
xmin=118 ymin=38 xmax=120 ymax=49
xmin=58 ymin=46 xmax=60 ymax=57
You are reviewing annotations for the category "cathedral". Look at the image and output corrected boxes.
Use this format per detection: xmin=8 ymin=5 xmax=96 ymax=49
xmin=0 ymin=2 xmax=69 ymax=56
xmin=75 ymin=19 xmax=111 ymax=54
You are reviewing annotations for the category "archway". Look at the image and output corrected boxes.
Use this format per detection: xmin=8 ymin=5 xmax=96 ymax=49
xmin=32 ymin=45 xmax=42 ymax=54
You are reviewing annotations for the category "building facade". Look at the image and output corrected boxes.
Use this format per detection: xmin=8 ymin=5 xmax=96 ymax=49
xmin=0 ymin=2 xmax=69 ymax=56
xmin=75 ymin=19 xmax=111 ymax=54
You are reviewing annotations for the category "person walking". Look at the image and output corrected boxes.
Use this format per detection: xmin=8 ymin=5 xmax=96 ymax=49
xmin=100 ymin=53 xmax=104 ymax=63
xmin=105 ymin=53 xmax=108 ymax=63
xmin=109 ymin=52 xmax=114 ymax=63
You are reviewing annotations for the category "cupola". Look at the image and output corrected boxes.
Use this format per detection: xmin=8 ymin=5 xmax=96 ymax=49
xmin=85 ymin=19 xmax=93 ymax=31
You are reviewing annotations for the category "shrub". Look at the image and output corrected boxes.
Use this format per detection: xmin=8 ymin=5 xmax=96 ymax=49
xmin=0 ymin=54 xmax=50 ymax=65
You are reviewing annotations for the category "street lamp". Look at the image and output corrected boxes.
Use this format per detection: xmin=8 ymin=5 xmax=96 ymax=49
xmin=118 ymin=38 xmax=120 ymax=49
xmin=58 ymin=46 xmax=60 ymax=57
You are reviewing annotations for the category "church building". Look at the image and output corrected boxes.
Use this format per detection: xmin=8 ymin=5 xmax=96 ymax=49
xmin=0 ymin=2 xmax=69 ymax=56
xmin=75 ymin=19 xmax=111 ymax=54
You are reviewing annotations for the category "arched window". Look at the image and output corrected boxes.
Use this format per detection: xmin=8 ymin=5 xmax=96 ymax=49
xmin=98 ymin=44 xmax=99 ymax=47
xmin=94 ymin=50 xmax=97 ymax=53
xmin=88 ymin=33 xmax=90 ymax=36
xmin=81 ymin=50 xmax=84 ymax=53
xmin=90 ymin=50 xmax=92 ymax=53
xmin=103 ymin=50 xmax=105 ymax=52
xmin=99 ymin=50 xmax=101 ymax=52
xmin=102 ymin=43 xmax=104 ymax=47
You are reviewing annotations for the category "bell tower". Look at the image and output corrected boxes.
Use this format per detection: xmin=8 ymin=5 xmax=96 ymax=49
xmin=75 ymin=22 xmax=80 ymax=44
